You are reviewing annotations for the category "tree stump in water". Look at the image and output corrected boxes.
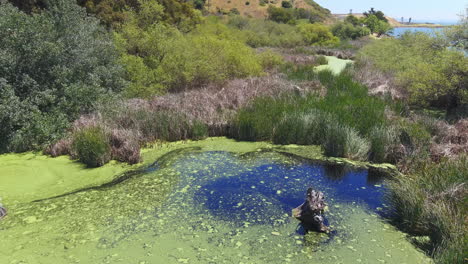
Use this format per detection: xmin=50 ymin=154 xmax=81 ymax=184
xmin=292 ymin=187 xmax=329 ymax=233
xmin=0 ymin=204 xmax=6 ymax=220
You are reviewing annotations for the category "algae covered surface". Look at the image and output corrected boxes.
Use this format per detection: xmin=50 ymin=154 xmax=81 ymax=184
xmin=0 ymin=138 xmax=431 ymax=263
xmin=0 ymin=153 xmax=133 ymax=204
xmin=315 ymin=56 xmax=354 ymax=75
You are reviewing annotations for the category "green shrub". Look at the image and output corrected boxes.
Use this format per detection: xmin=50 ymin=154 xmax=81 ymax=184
xmin=257 ymin=49 xmax=285 ymax=70
xmin=281 ymin=1 xmax=292 ymax=8
xmin=359 ymin=32 xmax=467 ymax=113
xmin=315 ymin=55 xmax=328 ymax=65
xmin=331 ymin=22 xmax=371 ymax=40
xmin=362 ymin=14 xmax=392 ymax=35
xmin=267 ymin=6 xmax=293 ymax=24
xmin=116 ymin=10 xmax=263 ymax=97
xmin=297 ymin=23 xmax=339 ymax=46
xmin=71 ymin=127 xmax=111 ymax=168
xmin=226 ymin=18 xmax=305 ymax=48
xmin=0 ymin=1 xmax=125 ymax=152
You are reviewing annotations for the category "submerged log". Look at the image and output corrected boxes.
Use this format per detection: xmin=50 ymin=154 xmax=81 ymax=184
xmin=292 ymin=187 xmax=329 ymax=233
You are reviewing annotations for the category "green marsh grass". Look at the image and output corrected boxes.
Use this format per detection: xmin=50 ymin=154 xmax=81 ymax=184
xmin=232 ymin=68 xmax=388 ymax=161
xmin=386 ymin=156 xmax=467 ymax=263
xmin=71 ymin=127 xmax=111 ymax=168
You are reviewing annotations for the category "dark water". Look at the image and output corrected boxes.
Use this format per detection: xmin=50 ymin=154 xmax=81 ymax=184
xmin=188 ymin=152 xmax=386 ymax=227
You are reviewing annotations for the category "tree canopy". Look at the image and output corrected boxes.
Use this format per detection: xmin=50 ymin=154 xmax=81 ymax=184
xmin=0 ymin=0 xmax=125 ymax=152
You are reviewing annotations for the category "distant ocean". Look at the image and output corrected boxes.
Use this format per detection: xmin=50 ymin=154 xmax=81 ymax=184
xmin=390 ymin=20 xmax=458 ymax=37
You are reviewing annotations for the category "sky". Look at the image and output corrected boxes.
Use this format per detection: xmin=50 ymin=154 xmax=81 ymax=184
xmin=314 ymin=0 xmax=466 ymax=22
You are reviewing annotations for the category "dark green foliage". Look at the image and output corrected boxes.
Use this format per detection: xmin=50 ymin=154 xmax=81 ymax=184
xmin=229 ymin=8 xmax=239 ymax=15
xmin=267 ymin=6 xmax=293 ymax=24
xmin=77 ymin=0 xmax=200 ymax=30
xmin=267 ymin=5 xmax=329 ymax=24
xmin=332 ymin=22 xmax=371 ymax=40
xmin=0 ymin=1 xmax=125 ymax=153
xmin=77 ymin=0 xmax=139 ymax=28
xmin=344 ymin=15 xmax=360 ymax=26
xmin=192 ymin=0 xmax=205 ymax=10
xmin=363 ymin=14 xmax=392 ymax=35
xmin=363 ymin=8 xmax=388 ymax=22
xmin=315 ymin=55 xmax=328 ymax=65
xmin=281 ymin=1 xmax=292 ymax=8
xmin=71 ymin=127 xmax=111 ymax=167
xmin=5 ymin=0 xmax=46 ymax=12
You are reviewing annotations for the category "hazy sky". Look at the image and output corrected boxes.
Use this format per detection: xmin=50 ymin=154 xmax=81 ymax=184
xmin=314 ymin=0 xmax=466 ymax=22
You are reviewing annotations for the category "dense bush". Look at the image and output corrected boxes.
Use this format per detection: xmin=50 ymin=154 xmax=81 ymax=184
xmin=240 ymin=19 xmax=305 ymax=48
xmin=332 ymin=22 xmax=371 ymax=40
xmin=267 ymin=6 xmax=293 ymax=24
xmin=387 ymin=156 xmax=467 ymax=263
xmin=77 ymin=0 xmax=201 ymax=31
xmin=71 ymin=127 xmax=111 ymax=167
xmin=363 ymin=14 xmax=392 ymax=35
xmin=267 ymin=5 xmax=329 ymax=24
xmin=445 ymin=11 xmax=467 ymax=50
xmin=281 ymin=1 xmax=292 ymax=8
xmin=257 ymin=49 xmax=285 ymax=70
xmin=116 ymin=6 xmax=263 ymax=97
xmin=297 ymin=23 xmax=339 ymax=46
xmin=5 ymin=0 xmax=46 ymax=13
xmin=0 ymin=0 xmax=125 ymax=153
xmin=359 ymin=32 xmax=468 ymax=115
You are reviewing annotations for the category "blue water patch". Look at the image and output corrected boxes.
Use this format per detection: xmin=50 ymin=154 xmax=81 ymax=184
xmin=171 ymin=151 xmax=386 ymax=227
xmin=390 ymin=27 xmax=444 ymax=37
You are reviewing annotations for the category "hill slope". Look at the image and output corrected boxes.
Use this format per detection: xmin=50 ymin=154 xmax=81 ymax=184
xmin=206 ymin=0 xmax=332 ymax=19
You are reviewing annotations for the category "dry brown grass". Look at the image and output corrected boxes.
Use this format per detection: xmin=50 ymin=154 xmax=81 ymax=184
xmin=430 ymin=119 xmax=468 ymax=161
xmin=206 ymin=0 xmax=325 ymax=18
xmin=351 ymin=57 xmax=406 ymax=100
xmin=46 ymin=75 xmax=318 ymax=163
xmin=146 ymin=75 xmax=318 ymax=131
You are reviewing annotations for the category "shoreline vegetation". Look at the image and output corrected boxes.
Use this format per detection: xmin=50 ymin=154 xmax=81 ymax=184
xmin=0 ymin=1 xmax=466 ymax=263
xmin=392 ymin=24 xmax=448 ymax=28
xmin=333 ymin=13 xmax=450 ymax=28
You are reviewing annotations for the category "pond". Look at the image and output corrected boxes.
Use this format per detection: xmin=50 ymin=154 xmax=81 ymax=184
xmin=0 ymin=147 xmax=431 ymax=263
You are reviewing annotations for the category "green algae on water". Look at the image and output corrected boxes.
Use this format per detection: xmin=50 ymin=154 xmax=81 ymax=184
xmin=315 ymin=56 xmax=353 ymax=75
xmin=0 ymin=138 xmax=431 ymax=264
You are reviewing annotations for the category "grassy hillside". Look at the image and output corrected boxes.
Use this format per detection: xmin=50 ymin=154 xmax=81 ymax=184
xmin=206 ymin=0 xmax=331 ymax=19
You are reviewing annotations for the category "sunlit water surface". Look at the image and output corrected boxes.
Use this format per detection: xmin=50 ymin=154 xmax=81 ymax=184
xmin=0 ymin=150 xmax=430 ymax=263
